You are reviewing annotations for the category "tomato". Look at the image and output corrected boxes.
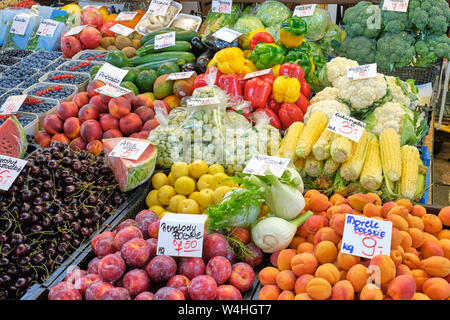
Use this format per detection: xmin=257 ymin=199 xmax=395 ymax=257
xmin=278 ymin=103 xmax=304 ymax=130
xmin=300 ymin=79 xmax=311 ymax=99
xmin=295 ymin=93 xmax=310 ymax=115
xmin=253 ymin=107 xmax=281 ymax=129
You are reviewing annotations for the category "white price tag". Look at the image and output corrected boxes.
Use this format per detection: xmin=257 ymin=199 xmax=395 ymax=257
xmin=156 ymin=214 xmax=207 ymax=258
xmin=64 ymin=25 xmax=87 ymax=37
xmin=212 ymin=27 xmax=241 ymax=43
xmin=82 ymin=5 xmax=103 ymax=10
xmin=0 ymin=95 xmax=27 ymax=115
xmin=243 ymin=155 xmax=290 ymax=178
xmin=36 ymin=19 xmax=60 ymax=37
xmin=347 ymin=63 xmax=377 ymax=81
xmin=0 ymin=155 xmax=27 ymax=191
xmin=211 ymin=0 xmax=232 ymax=14
xmin=115 ymin=11 xmax=138 ymax=21
xmin=293 ymin=4 xmax=317 ymax=17
xmin=187 ymin=97 xmax=219 ymax=106
xmin=382 ymin=0 xmax=409 ymax=12
xmin=108 ymin=139 xmax=151 ymax=160
xmin=166 ymin=71 xmax=195 ymax=80
xmin=243 ymin=68 xmax=272 ymax=80
xmin=154 ymin=31 xmax=176 ymax=50
xmin=94 ymin=83 xmax=132 ymax=98
xmin=341 ymin=214 xmax=392 ymax=259
xmin=109 ymin=24 xmax=134 ymax=37
xmin=10 ymin=14 xmax=31 ymax=36
xmin=326 ymin=112 xmax=366 ymax=143
xmin=147 ymin=0 xmax=172 ymax=16
xmin=94 ymin=63 xmax=129 ymax=86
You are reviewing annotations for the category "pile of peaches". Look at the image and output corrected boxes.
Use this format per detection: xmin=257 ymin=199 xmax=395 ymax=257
xmin=258 ymin=191 xmax=450 ymax=300
xmin=35 ymin=80 xmax=161 ymax=154
xmin=48 ymin=210 xmax=260 ymax=300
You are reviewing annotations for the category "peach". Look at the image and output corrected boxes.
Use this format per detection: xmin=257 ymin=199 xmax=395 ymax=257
xmin=72 ymin=92 xmax=90 ymax=107
xmin=313 ymin=227 xmax=340 ymax=246
xmin=102 ymin=128 xmax=123 ymax=139
xmin=51 ymin=133 xmax=70 ymax=144
xmin=297 ymin=242 xmax=314 ymax=254
xmin=369 ymin=255 xmax=396 ymax=285
xmin=130 ymin=130 xmax=150 ymax=139
xmin=258 ymin=266 xmax=279 ymax=285
xmin=43 ymin=114 xmax=63 ymax=135
xmin=35 ymin=131 xmax=52 ymax=147
xmin=135 ymin=106 xmax=154 ymax=122
xmin=421 ymin=240 xmax=444 ymax=258
xmin=78 ymin=104 xmax=99 ymax=122
xmin=89 ymin=95 xmax=108 ymax=113
xmin=309 ymin=193 xmax=331 ymax=212
xmin=420 ymin=256 xmax=450 ymax=277
xmin=203 ymin=233 xmax=228 ymax=261
xmin=363 ymin=203 xmax=382 ymax=217
xmin=146 ymin=255 xmax=177 ymax=283
xmin=69 ymin=137 xmax=87 ymax=151
xmin=359 ymin=284 xmax=383 ymax=300
xmin=411 ymin=269 xmax=430 ymax=292
xmin=100 ymin=113 xmax=119 ymax=131
xmin=133 ymin=94 xmax=154 ymax=109
xmin=270 ymin=250 xmax=281 ymax=267
xmin=402 ymin=252 xmax=420 ymax=269
xmin=422 ymin=277 xmax=450 ymax=300
xmin=294 ymin=293 xmax=313 ymax=300
xmin=422 ymin=214 xmax=443 ymax=234
xmin=315 ymin=263 xmax=340 ymax=286
xmin=276 ymin=270 xmax=296 ymax=291
xmin=154 ymin=287 xmax=185 ymax=300
xmin=178 ymin=257 xmax=206 ymax=280
xmin=330 ymin=213 xmax=346 ymax=235
xmin=80 ymin=119 xmax=102 ymax=142
xmin=406 ymin=215 xmax=424 ymax=230
xmin=229 ymin=262 xmax=255 ymax=292
xmin=411 ymin=204 xmax=427 ymax=218
xmin=291 ymin=253 xmax=318 ymax=276
xmin=120 ymin=238 xmax=151 ymax=267
xmin=306 ymin=277 xmax=332 ymax=300
xmin=91 ymin=231 xmax=115 ymax=257
xmin=387 ymin=275 xmax=416 ymax=300
xmin=290 ymin=236 xmax=305 ymax=249
xmin=440 ymin=239 xmax=450 ymax=259
xmin=206 ymin=256 xmax=232 ymax=284
xmin=348 ymin=193 xmax=373 ymax=211
xmin=331 ymin=280 xmax=354 ymax=300
xmin=294 ymin=274 xmax=314 ymax=294
xmin=123 ymin=269 xmax=150 ymax=297
xmin=387 ymin=214 xmax=408 ymax=231
xmin=400 ymin=230 xmax=413 ymax=251
xmin=98 ymin=253 xmax=126 ymax=282
xmin=396 ymin=264 xmax=412 ymax=277
xmin=314 ymin=240 xmax=338 ymax=264
xmin=277 ymin=249 xmax=297 ymax=271
xmin=258 ymin=284 xmax=280 ymax=300
xmin=86 ymin=79 xmax=104 ymax=97
xmin=438 ymin=230 xmax=450 ymax=240
xmin=108 ymin=96 xmax=131 ymax=119
xmin=114 ymin=225 xmax=143 ymax=250
xmin=119 ymin=112 xmax=142 ymax=135
xmin=412 ymin=293 xmax=430 ymax=300
xmin=390 ymin=249 xmax=403 ymax=266
xmin=438 ymin=207 xmax=450 ymax=226
xmin=277 ymin=290 xmax=295 ymax=300
xmin=304 ymin=215 xmax=328 ymax=234
xmin=86 ymin=140 xmax=103 ymax=155
xmin=57 ymin=101 xmax=78 ymax=120
xmin=63 ymin=117 xmax=81 ymax=139
xmin=391 ymin=227 xmax=402 ymax=248
xmin=143 ymin=118 xmax=159 ymax=131
xmin=337 ymin=252 xmax=360 ymax=270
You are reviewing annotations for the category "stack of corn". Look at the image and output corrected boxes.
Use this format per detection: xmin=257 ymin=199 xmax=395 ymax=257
xmin=277 ymin=111 xmax=426 ymax=200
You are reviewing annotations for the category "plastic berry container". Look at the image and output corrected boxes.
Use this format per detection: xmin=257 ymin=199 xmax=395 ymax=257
xmin=19 ymin=96 xmax=59 ymax=126
xmin=57 ymin=60 xmax=104 ymax=73
xmin=39 ymin=71 xmax=90 ymax=91
xmin=72 ymin=50 xmax=108 ymax=62
xmin=23 ymin=83 xmax=78 ymax=102
xmin=0 ymin=88 xmax=26 ymax=106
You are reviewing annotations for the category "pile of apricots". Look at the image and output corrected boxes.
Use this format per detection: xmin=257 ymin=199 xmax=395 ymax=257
xmin=257 ymin=191 xmax=450 ymax=300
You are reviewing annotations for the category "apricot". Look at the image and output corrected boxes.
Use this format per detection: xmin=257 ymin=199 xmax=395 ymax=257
xmin=406 ymin=215 xmax=424 ymax=230
xmin=422 ymin=277 xmax=450 ymax=300
xmin=315 ymin=263 xmax=340 ymax=286
xmin=381 ymin=202 xmax=397 ymax=218
xmin=387 ymin=275 xmax=416 ymax=300
xmin=326 ymin=204 xmax=353 ymax=220
xmin=400 ymin=231 xmax=413 ymax=251
xmin=297 ymin=242 xmax=314 ymax=254
xmin=367 ymin=193 xmax=382 ymax=205
xmin=438 ymin=230 xmax=450 ymax=240
xmin=438 ymin=206 xmax=450 ymax=226
xmin=423 ymin=232 xmax=440 ymax=245
xmin=304 ymin=215 xmax=328 ymax=233
xmin=348 ymin=193 xmax=374 ymax=211
xmin=306 ymin=277 xmax=332 ymax=300
xmin=330 ymin=213 xmax=346 ymax=235
xmin=421 ymin=240 xmax=444 ymax=258
xmin=258 ymin=267 xmax=280 ymax=286
xmin=411 ymin=269 xmax=430 ymax=292
xmin=387 ymin=214 xmax=408 ymax=231
xmin=391 ymin=227 xmax=402 ymax=249
xmin=304 ymin=189 xmax=320 ymax=199
xmin=294 ymin=293 xmax=313 ymax=300
xmin=275 ymin=270 xmax=296 ymax=291
xmin=306 ymin=233 xmax=315 ymax=244
xmin=406 ymin=247 xmax=419 ymax=256
xmin=270 ymin=251 xmax=281 ymax=267
xmin=331 ymin=280 xmax=354 ymax=300
xmin=369 ymin=255 xmax=396 ymax=285
xmin=440 ymin=239 xmax=450 ymax=259
xmin=402 ymin=253 xmax=421 ymax=269
xmin=296 ymin=224 xmax=309 ymax=238
xmin=363 ymin=203 xmax=382 ymax=218
xmin=277 ymin=249 xmax=296 ymax=271
xmin=396 ymin=264 xmax=412 ymax=277
xmin=396 ymin=199 xmax=413 ymax=212
xmin=390 ymin=249 xmax=403 ymax=266
xmin=294 ymin=274 xmax=314 ymax=294
xmin=411 ymin=293 xmax=430 ymax=300
xmin=346 ymin=264 xmax=370 ymax=292
xmin=330 ymin=193 xmax=345 ymax=205
xmin=408 ymin=228 xmax=425 ymax=248
xmin=291 ymin=253 xmax=318 ymax=276
xmin=314 ymin=241 xmax=338 ymax=264
xmin=277 ymin=290 xmax=295 ymax=300
xmin=258 ymin=284 xmax=280 ymax=300
xmin=359 ymin=284 xmax=383 ymax=300
xmin=422 ymin=214 xmax=443 ymax=234
xmin=309 ymin=193 xmax=331 ymax=212
xmin=289 ymin=236 xmax=305 ymax=250
xmin=411 ymin=204 xmax=426 ymax=218
xmin=313 ymin=227 xmax=341 ymax=246
xmin=420 ymin=256 xmax=450 ymax=277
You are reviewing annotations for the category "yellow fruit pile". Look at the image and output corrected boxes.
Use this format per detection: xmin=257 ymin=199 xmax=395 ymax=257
xmin=146 ymin=161 xmax=239 ymax=217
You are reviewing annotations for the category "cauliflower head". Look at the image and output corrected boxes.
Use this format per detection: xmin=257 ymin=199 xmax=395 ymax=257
xmin=304 ymin=99 xmax=350 ymax=124
xmin=326 ymin=57 xmax=359 ymax=88
xmin=310 ymin=87 xmax=340 ymax=104
xmin=386 ymin=76 xmax=411 ymax=108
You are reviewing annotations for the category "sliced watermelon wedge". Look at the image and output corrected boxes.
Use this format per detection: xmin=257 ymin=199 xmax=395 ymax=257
xmin=103 ymin=137 xmax=157 ymax=192
xmin=0 ymin=115 xmax=28 ymax=158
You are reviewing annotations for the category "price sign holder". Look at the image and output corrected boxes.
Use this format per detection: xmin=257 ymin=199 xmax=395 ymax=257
xmin=293 ymin=4 xmax=316 ymax=17
xmin=340 ymin=214 xmax=392 ymax=259
xmin=243 ymin=68 xmax=272 ymax=80
xmin=382 ymin=0 xmax=409 ymax=12
xmin=243 ymin=155 xmax=290 ymax=177
xmin=154 ymin=31 xmax=176 ymax=50
xmin=211 ymin=0 xmax=232 ymax=14
xmin=147 ymin=0 xmax=172 ymax=16
xmin=166 ymin=71 xmax=195 ymax=80
xmin=36 ymin=19 xmax=60 ymax=37
xmin=0 ymin=155 xmax=27 ymax=191
xmin=326 ymin=112 xmax=366 ymax=143
xmin=156 ymin=214 xmax=207 ymax=257
xmin=347 ymin=63 xmax=377 ymax=81
xmin=10 ymin=14 xmax=31 ymax=36
xmin=94 ymin=83 xmax=132 ymax=98
xmin=108 ymin=139 xmax=151 ymax=160
xmin=65 ymin=25 xmax=87 ymax=37
xmin=109 ymin=24 xmax=134 ymax=37
xmin=115 ymin=11 xmax=138 ymax=21
xmin=0 ymin=95 xmax=27 ymax=115
xmin=212 ymin=27 xmax=241 ymax=43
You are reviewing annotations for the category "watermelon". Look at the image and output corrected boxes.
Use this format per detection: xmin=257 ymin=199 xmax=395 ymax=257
xmin=102 ymin=137 xmax=157 ymax=192
xmin=0 ymin=115 xmax=28 ymax=158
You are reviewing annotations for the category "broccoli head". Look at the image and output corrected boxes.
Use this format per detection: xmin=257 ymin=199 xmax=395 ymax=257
xmin=343 ymin=1 xmax=382 ymax=39
xmin=375 ymin=32 xmax=416 ymax=71
xmin=414 ymin=34 xmax=450 ymax=67
xmin=335 ymin=36 xmax=376 ymax=64
xmin=408 ymin=0 xmax=450 ymax=34
xmin=379 ymin=0 xmax=410 ymax=33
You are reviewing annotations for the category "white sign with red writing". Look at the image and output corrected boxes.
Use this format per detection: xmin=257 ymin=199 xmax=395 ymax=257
xmin=36 ymin=19 xmax=60 ymax=37
xmin=154 ymin=31 xmax=176 ymax=50
xmin=64 ymin=25 xmax=87 ymax=37
xmin=293 ymin=4 xmax=317 ymax=17
xmin=109 ymin=23 xmax=134 ymax=36
xmin=94 ymin=82 xmax=132 ymax=98
xmin=0 ymin=95 xmax=27 ymax=115
xmin=108 ymin=139 xmax=151 ymax=160
xmin=187 ymin=97 xmax=219 ymax=106
xmin=326 ymin=112 xmax=366 ymax=143
xmin=0 ymin=155 xmax=27 ymax=191
xmin=10 ymin=14 xmax=31 ymax=36
xmin=347 ymin=63 xmax=377 ymax=81
xmin=211 ymin=0 xmax=232 ymax=14
xmin=212 ymin=27 xmax=241 ymax=43
xmin=167 ymin=71 xmax=195 ymax=80
xmin=243 ymin=68 xmax=272 ymax=80
xmin=157 ymin=214 xmax=207 ymax=258
xmin=341 ymin=214 xmax=392 ymax=259
xmin=94 ymin=63 xmax=129 ymax=86
xmin=115 ymin=11 xmax=138 ymax=21
xmin=147 ymin=0 xmax=172 ymax=16
xmin=243 ymin=155 xmax=290 ymax=178
xmin=382 ymin=0 xmax=409 ymax=12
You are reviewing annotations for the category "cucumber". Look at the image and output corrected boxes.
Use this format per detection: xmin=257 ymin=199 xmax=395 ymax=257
xmin=142 ymin=30 xmax=198 ymax=47
xmin=136 ymin=41 xmax=192 ymax=56
xmin=134 ymin=58 xmax=188 ymax=71
xmin=129 ymin=51 xmax=196 ymax=67
xmin=140 ymin=27 xmax=182 ymax=45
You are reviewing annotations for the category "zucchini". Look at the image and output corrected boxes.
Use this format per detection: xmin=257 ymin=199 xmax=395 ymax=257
xmin=142 ymin=30 xmax=198 ymax=47
xmin=140 ymin=27 xmax=182 ymax=45
xmin=135 ymin=58 xmax=188 ymax=71
xmin=129 ymin=51 xmax=196 ymax=67
xmin=136 ymin=41 xmax=192 ymax=56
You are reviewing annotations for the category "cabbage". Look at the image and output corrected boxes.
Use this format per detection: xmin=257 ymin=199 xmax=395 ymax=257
xmin=302 ymin=7 xmax=331 ymax=42
xmin=233 ymin=15 xmax=265 ymax=34
xmin=318 ymin=24 xmax=346 ymax=57
xmin=307 ymin=41 xmax=324 ymax=58
xmin=255 ymin=0 xmax=291 ymax=27
xmin=266 ymin=23 xmax=281 ymax=42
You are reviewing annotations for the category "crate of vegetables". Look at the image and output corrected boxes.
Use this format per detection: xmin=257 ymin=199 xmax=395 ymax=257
xmin=39 ymin=71 xmax=90 ymax=92
xmin=23 ymin=83 xmax=78 ymax=102
xmin=56 ymin=60 xmax=104 ymax=74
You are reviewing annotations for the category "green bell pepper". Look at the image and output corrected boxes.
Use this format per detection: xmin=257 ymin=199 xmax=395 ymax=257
xmin=284 ymin=49 xmax=314 ymax=77
xmin=249 ymin=43 xmax=285 ymax=69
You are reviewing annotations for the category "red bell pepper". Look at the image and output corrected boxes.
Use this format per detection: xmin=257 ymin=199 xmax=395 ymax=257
xmin=278 ymin=103 xmax=304 ymax=130
xmin=194 ymin=73 xmax=207 ymax=88
xmin=300 ymin=79 xmax=311 ymax=99
xmin=257 ymin=72 xmax=276 ymax=86
xmin=244 ymin=78 xmax=272 ymax=109
xmin=279 ymin=63 xmax=305 ymax=82
xmin=253 ymin=107 xmax=281 ymax=129
xmin=295 ymin=93 xmax=310 ymax=115
xmin=194 ymin=66 xmax=223 ymax=88
xmin=250 ymin=32 xmax=275 ymax=50
xmin=265 ymin=94 xmax=281 ymax=113
xmin=218 ymin=74 xmax=243 ymax=97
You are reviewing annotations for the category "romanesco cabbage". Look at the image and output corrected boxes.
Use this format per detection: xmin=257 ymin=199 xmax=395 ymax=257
xmin=375 ymin=32 xmax=416 ymax=70
xmin=343 ymin=1 xmax=382 ymax=39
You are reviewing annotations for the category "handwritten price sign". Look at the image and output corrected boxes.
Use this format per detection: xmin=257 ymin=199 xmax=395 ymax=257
xmin=243 ymin=155 xmax=290 ymax=178
xmin=293 ymin=4 xmax=316 ymax=17
xmin=212 ymin=27 xmax=241 ymax=43
xmin=109 ymin=24 xmax=134 ymax=37
xmin=115 ymin=11 xmax=138 ymax=21
xmin=347 ymin=63 xmax=377 ymax=81
xmin=167 ymin=71 xmax=195 ymax=80
xmin=0 ymin=155 xmax=27 ymax=191
xmin=94 ymin=82 xmax=132 ymax=98
xmin=65 ymin=25 xmax=87 ymax=37
xmin=154 ymin=31 xmax=176 ymax=50
xmin=147 ymin=0 xmax=172 ymax=16
xmin=157 ymin=214 xmax=207 ymax=258
xmin=326 ymin=112 xmax=366 ymax=143
xmin=0 ymin=95 xmax=27 ymax=115
xmin=94 ymin=63 xmax=129 ymax=85
xmin=341 ymin=214 xmax=392 ymax=259
xmin=36 ymin=19 xmax=59 ymax=37
xmin=243 ymin=68 xmax=272 ymax=80
xmin=211 ymin=0 xmax=232 ymax=14
xmin=108 ymin=139 xmax=151 ymax=160
xmin=382 ymin=0 xmax=409 ymax=12
xmin=10 ymin=14 xmax=31 ymax=36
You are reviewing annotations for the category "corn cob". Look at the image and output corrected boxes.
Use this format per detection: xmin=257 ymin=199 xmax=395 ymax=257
xmin=278 ymin=122 xmax=305 ymax=162
xmin=304 ymin=154 xmax=324 ymax=177
xmin=340 ymin=130 xmax=369 ymax=181
xmin=399 ymin=145 xmax=419 ymax=200
xmin=296 ymin=111 xmax=327 ymax=159
xmin=312 ymin=129 xmax=333 ymax=161
xmin=360 ymin=133 xmax=383 ymax=191
xmin=414 ymin=158 xmax=426 ymax=201
xmin=323 ymin=158 xmax=341 ymax=175
xmin=294 ymin=157 xmax=306 ymax=172
xmin=380 ymin=128 xmax=402 ymax=182
xmin=330 ymin=134 xmax=353 ymax=163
